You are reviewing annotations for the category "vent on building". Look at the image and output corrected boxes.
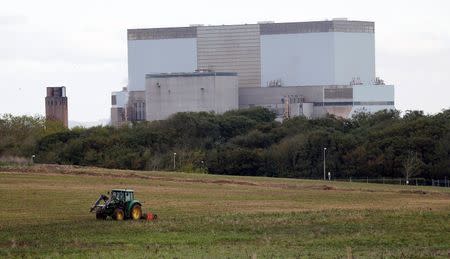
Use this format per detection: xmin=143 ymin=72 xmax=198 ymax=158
xmin=332 ymin=18 xmax=348 ymax=21
xmin=324 ymin=88 xmax=353 ymax=99
xmin=258 ymin=21 xmax=275 ymax=24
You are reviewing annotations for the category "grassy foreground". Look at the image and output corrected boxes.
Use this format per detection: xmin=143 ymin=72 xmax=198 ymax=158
xmin=0 ymin=165 xmax=449 ymax=258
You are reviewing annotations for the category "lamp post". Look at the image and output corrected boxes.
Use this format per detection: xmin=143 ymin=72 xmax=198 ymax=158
xmin=323 ymin=147 xmax=327 ymax=181
xmin=173 ymin=152 xmax=177 ymax=170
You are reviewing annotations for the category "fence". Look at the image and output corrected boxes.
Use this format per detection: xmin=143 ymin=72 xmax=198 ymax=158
xmin=332 ymin=177 xmax=450 ymax=188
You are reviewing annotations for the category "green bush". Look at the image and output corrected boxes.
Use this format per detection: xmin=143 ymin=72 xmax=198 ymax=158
xmin=2 ymin=107 xmax=450 ymax=179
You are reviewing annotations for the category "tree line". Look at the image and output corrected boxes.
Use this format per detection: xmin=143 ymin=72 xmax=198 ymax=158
xmin=1 ymin=108 xmax=449 ymax=179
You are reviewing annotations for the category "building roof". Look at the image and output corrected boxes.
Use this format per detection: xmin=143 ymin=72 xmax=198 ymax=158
xmin=128 ymin=20 xmax=374 ymax=40
xmin=111 ymin=189 xmax=134 ymax=192
xmin=146 ymin=72 xmax=238 ymax=78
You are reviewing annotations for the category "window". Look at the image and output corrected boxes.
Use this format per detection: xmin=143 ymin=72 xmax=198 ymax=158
xmin=125 ymin=192 xmax=133 ymax=202
xmin=134 ymin=101 xmax=146 ymax=121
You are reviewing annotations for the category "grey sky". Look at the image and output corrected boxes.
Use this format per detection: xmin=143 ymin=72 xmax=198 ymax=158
xmin=1 ymin=0 xmax=449 ymax=123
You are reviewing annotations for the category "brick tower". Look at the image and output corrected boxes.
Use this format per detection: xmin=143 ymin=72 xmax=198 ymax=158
xmin=45 ymin=86 xmax=68 ymax=127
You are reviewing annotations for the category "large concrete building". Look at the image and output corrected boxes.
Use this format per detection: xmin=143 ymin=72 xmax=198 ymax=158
xmin=146 ymin=72 xmax=238 ymax=121
xmin=112 ymin=19 xmax=394 ymax=125
xmin=45 ymin=86 xmax=68 ymax=127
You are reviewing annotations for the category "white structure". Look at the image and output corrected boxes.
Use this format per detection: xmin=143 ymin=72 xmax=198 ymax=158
xmin=111 ymin=88 xmax=128 ymax=109
xmin=145 ymin=72 xmax=238 ymax=121
xmin=127 ymin=19 xmax=375 ymax=90
xmin=110 ymin=88 xmax=128 ymax=127
xmin=261 ymin=31 xmax=374 ymax=87
xmin=128 ymin=31 xmax=197 ymax=92
xmin=350 ymin=85 xmax=395 ymax=116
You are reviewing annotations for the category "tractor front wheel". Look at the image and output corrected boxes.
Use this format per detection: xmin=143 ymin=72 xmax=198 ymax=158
xmin=113 ymin=208 xmax=125 ymax=221
xmin=96 ymin=212 xmax=107 ymax=220
xmin=131 ymin=205 xmax=142 ymax=220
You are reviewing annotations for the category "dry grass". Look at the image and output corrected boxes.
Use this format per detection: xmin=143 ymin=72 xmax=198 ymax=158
xmin=1 ymin=165 xmax=450 ymax=258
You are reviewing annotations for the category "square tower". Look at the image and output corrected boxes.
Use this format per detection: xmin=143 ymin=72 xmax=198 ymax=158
xmin=45 ymin=86 xmax=68 ymax=127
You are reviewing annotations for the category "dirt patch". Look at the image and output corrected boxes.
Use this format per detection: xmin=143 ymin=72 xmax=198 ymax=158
xmin=399 ymin=190 xmax=428 ymax=195
xmin=319 ymin=185 xmax=336 ymax=190
xmin=1 ymin=165 xmax=353 ymax=194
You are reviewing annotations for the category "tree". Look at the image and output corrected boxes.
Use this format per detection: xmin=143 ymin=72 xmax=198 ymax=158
xmin=402 ymin=151 xmax=423 ymax=184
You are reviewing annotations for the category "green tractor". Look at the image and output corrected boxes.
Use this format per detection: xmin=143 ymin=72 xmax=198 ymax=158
xmin=90 ymin=189 xmax=143 ymax=220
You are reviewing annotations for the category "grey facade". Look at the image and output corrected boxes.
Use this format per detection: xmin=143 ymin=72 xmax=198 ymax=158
xmin=239 ymin=86 xmax=327 ymax=118
xmin=145 ymin=72 xmax=239 ymax=121
xmin=111 ymin=107 xmax=126 ymax=127
xmin=197 ymin=25 xmax=261 ymax=88
xmin=127 ymin=91 xmax=146 ymax=121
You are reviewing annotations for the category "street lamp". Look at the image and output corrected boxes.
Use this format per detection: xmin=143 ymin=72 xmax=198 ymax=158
xmin=323 ymin=148 xmax=327 ymax=180
xmin=173 ymin=152 xmax=177 ymax=170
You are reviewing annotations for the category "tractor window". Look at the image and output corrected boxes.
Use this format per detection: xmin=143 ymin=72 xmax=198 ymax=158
xmin=111 ymin=191 xmax=124 ymax=202
xmin=125 ymin=192 xmax=133 ymax=202
xmin=117 ymin=192 xmax=124 ymax=201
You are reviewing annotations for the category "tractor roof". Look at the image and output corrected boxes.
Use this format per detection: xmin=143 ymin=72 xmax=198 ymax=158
xmin=112 ymin=189 xmax=134 ymax=192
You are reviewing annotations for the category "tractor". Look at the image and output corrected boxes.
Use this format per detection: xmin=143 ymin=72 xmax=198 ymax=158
xmin=90 ymin=189 xmax=143 ymax=220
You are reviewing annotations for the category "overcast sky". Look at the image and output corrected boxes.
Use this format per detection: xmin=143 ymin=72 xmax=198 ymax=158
xmin=1 ymin=0 xmax=449 ymax=123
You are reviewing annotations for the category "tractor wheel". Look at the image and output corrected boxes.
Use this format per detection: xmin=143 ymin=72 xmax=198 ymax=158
xmin=130 ymin=204 xmax=142 ymax=220
xmin=96 ymin=212 xmax=107 ymax=220
xmin=113 ymin=208 xmax=125 ymax=221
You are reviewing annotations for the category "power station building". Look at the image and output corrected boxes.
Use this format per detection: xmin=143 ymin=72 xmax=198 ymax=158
xmin=111 ymin=19 xmax=395 ymax=125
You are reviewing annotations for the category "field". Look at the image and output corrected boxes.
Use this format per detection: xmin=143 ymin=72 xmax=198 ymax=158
xmin=0 ymin=165 xmax=449 ymax=258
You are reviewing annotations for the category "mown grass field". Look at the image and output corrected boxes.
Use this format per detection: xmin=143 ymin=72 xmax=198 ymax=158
xmin=0 ymin=165 xmax=449 ymax=258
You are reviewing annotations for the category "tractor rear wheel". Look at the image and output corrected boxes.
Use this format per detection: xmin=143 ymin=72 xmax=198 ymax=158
xmin=113 ymin=208 xmax=125 ymax=221
xmin=131 ymin=204 xmax=142 ymax=220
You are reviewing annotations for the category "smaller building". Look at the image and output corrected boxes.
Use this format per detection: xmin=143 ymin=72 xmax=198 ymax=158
xmin=111 ymin=87 xmax=128 ymax=127
xmin=111 ymin=88 xmax=147 ymax=126
xmin=145 ymin=71 xmax=238 ymax=121
xmin=239 ymin=84 xmax=394 ymax=119
xmin=45 ymin=86 xmax=68 ymax=127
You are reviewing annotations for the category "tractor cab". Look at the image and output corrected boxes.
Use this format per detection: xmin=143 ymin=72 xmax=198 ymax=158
xmin=110 ymin=189 xmax=134 ymax=203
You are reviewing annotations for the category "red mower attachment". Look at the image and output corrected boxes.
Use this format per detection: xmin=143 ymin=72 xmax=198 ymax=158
xmin=142 ymin=212 xmax=158 ymax=221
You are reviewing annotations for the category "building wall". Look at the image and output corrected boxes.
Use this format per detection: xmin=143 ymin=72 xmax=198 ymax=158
xmin=261 ymin=33 xmax=335 ymax=86
xmin=111 ymin=107 xmax=126 ymax=127
xmin=111 ymin=90 xmax=128 ymax=108
xmin=260 ymin=32 xmax=375 ymax=87
xmin=127 ymin=91 xmax=146 ymax=121
xmin=350 ymin=85 xmax=395 ymax=116
xmin=146 ymin=73 xmax=238 ymax=121
xmin=333 ymin=32 xmax=375 ymax=85
xmin=127 ymin=38 xmax=197 ymax=91
xmin=197 ymin=25 xmax=261 ymax=88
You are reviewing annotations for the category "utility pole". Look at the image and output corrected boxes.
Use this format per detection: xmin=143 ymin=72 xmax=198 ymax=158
xmin=323 ymin=147 xmax=327 ymax=181
xmin=173 ymin=152 xmax=177 ymax=170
